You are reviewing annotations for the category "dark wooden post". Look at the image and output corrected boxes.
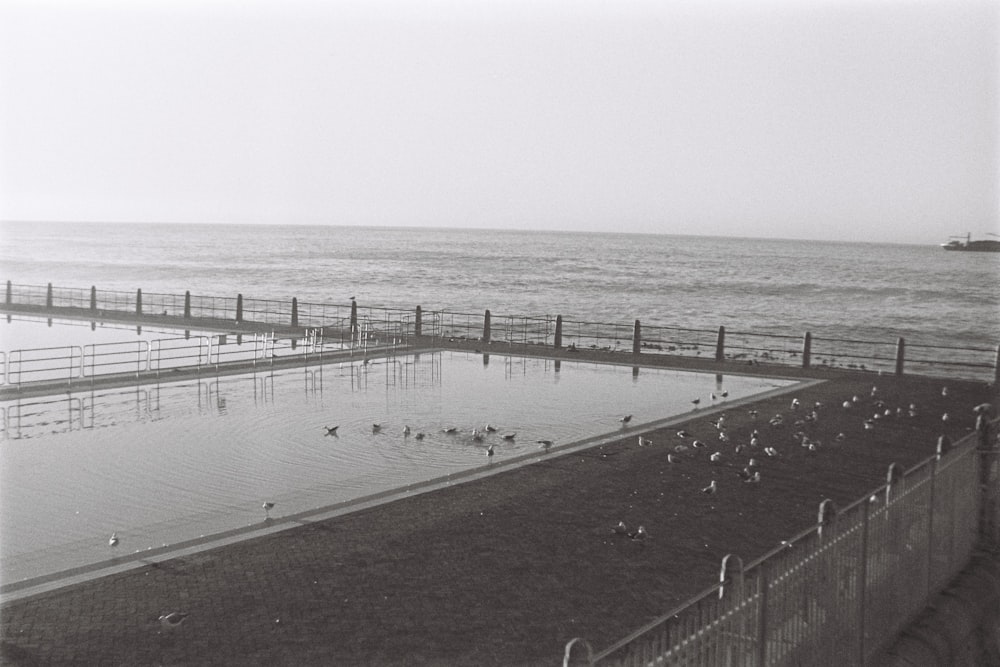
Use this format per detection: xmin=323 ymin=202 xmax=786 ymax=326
xmin=6 ymin=280 xmax=12 ymax=305
xmin=90 ymin=286 xmax=97 ymax=310
xmin=46 ymin=283 xmax=53 ymax=308
xmin=482 ymin=309 xmax=491 ymax=343
xmin=135 ymin=288 xmax=142 ymax=315
xmin=291 ymin=297 xmax=299 ymax=326
xmin=554 ymin=315 xmax=563 ymax=349
xmin=802 ymin=331 xmax=812 ymax=369
xmin=415 ymin=305 xmax=423 ymax=337
xmin=184 ymin=291 xmax=191 ymax=319
xmin=715 ymin=326 xmax=726 ymax=362
xmin=350 ymin=300 xmax=358 ymax=336
xmin=894 ymin=337 xmax=905 ymax=376
xmin=235 ymin=294 xmax=243 ymax=323
xmin=632 ymin=319 xmax=641 ymax=355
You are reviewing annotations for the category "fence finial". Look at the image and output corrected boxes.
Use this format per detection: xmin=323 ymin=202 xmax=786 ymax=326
xmin=719 ymin=553 xmax=744 ymax=600
xmin=562 ymin=637 xmax=593 ymax=667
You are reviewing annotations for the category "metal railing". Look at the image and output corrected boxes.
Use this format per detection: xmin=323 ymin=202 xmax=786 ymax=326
xmin=566 ymin=424 xmax=991 ymax=667
xmin=3 ymin=282 xmax=998 ymax=382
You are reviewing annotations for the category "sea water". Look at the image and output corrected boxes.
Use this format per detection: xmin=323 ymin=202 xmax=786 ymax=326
xmin=1 ymin=221 xmax=998 ymax=351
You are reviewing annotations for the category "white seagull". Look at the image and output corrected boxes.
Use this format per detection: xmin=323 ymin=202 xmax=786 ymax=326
xmin=109 ymin=532 xmax=119 ymax=548
xmin=701 ymin=480 xmax=718 ymax=495
xmin=262 ymin=502 xmax=275 ymax=518
xmin=158 ymin=612 xmax=190 ymax=631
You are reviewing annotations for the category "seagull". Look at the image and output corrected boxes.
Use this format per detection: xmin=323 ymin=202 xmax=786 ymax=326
xmin=613 ymin=520 xmax=629 ymax=536
xmin=472 ymin=429 xmax=484 ymax=442
xmin=692 ymin=439 xmax=706 ymax=449
xmin=629 ymin=526 xmax=648 ymax=541
xmin=710 ymin=451 xmax=722 ymax=463
xmin=109 ymin=532 xmax=119 ymax=548
xmin=262 ymin=502 xmax=274 ymax=518
xmin=667 ymin=454 xmax=678 ymax=464
xmin=403 ymin=425 xmax=411 ymax=436
xmin=701 ymin=480 xmax=717 ymax=495
xmin=791 ymin=398 xmax=801 ymax=409
xmin=537 ymin=439 xmax=554 ymax=449
xmin=324 ymin=425 xmax=339 ymax=436
xmin=941 ymin=413 xmax=950 ymax=423
xmin=721 ymin=391 xmax=729 ymax=398
xmin=619 ymin=414 xmax=633 ymax=425
xmin=443 ymin=427 xmax=458 ymax=434
xmin=676 ymin=430 xmax=691 ymax=438
xmin=764 ymin=446 xmax=778 ymax=457
xmin=485 ymin=424 xmax=498 ymax=432
xmin=747 ymin=471 xmax=761 ymax=483
xmin=863 ymin=419 xmax=875 ymax=431
xmin=748 ymin=458 xmax=759 ymax=467
xmin=502 ymin=433 xmax=516 ymax=441
xmin=835 ymin=432 xmax=846 ymax=442
xmin=710 ymin=393 xmax=717 ymax=400
xmin=415 ymin=432 xmax=426 ymax=441
xmin=638 ymin=436 xmax=653 ymax=447
xmin=941 ymin=386 xmax=948 ymax=397
xmin=691 ymin=398 xmax=701 ymax=408
xmin=748 ymin=409 xmax=759 ymax=419
xmin=737 ymin=467 xmax=752 ymax=481
xmin=486 ymin=444 xmax=495 ymax=459
xmin=371 ymin=423 xmax=382 ymax=433
xmin=973 ymin=403 xmax=993 ymax=416
xmin=159 ymin=612 xmax=190 ymax=631
xmin=843 ymin=401 xmax=852 ymax=409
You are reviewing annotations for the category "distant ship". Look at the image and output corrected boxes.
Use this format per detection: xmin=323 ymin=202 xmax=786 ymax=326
xmin=940 ymin=233 xmax=1000 ymax=252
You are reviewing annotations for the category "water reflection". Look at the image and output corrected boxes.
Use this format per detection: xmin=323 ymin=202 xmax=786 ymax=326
xmin=1 ymin=351 xmax=797 ymax=585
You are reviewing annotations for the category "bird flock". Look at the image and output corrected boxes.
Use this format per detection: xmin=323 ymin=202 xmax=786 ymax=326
xmin=608 ymin=384 xmax=992 ymax=546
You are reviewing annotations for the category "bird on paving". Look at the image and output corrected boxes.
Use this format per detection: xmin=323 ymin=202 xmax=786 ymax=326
xmin=109 ymin=532 xmax=119 ymax=548
xmin=263 ymin=502 xmax=274 ymax=518
xmin=619 ymin=414 xmax=633 ymax=425
xmin=613 ymin=520 xmax=629 ymax=536
xmin=702 ymin=480 xmax=718 ymax=495
xmin=324 ymin=425 xmax=339 ymax=436
xmin=158 ymin=612 xmax=190 ymax=631
xmin=629 ymin=526 xmax=648 ymax=541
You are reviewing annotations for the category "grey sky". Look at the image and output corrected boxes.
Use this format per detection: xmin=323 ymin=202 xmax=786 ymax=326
xmin=1 ymin=0 xmax=996 ymax=243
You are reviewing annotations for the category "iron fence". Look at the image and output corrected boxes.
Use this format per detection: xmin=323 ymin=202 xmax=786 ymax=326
xmin=3 ymin=282 xmax=998 ymax=382
xmin=570 ymin=428 xmax=985 ymax=667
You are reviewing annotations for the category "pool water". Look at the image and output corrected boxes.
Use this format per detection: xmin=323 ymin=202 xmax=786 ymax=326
xmin=1 ymin=350 xmax=800 ymax=586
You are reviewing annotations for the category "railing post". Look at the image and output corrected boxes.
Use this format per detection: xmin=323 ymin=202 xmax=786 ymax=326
xmin=894 ymin=337 xmax=905 ymax=376
xmin=802 ymin=331 xmax=812 ymax=369
xmin=415 ymin=305 xmax=422 ymax=337
xmin=135 ymin=288 xmax=142 ymax=315
xmin=291 ymin=297 xmax=298 ymax=327
xmin=994 ymin=344 xmax=1000 ymax=386
xmin=483 ymin=309 xmax=491 ymax=343
xmin=235 ymin=294 xmax=243 ymax=323
xmin=90 ymin=286 xmax=97 ymax=311
xmin=632 ymin=319 xmax=641 ymax=356
xmin=350 ymin=300 xmax=358 ymax=336
xmin=5 ymin=280 xmax=10 ymax=305
xmin=857 ymin=497 xmax=871 ymax=664
xmin=184 ymin=291 xmax=191 ymax=319
xmin=976 ymin=410 xmax=999 ymax=548
xmin=46 ymin=283 xmax=53 ymax=308
xmin=715 ymin=325 xmax=726 ymax=362
xmin=554 ymin=315 xmax=563 ymax=349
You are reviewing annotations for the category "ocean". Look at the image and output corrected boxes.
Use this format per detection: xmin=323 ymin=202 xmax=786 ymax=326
xmin=2 ymin=221 xmax=998 ymax=351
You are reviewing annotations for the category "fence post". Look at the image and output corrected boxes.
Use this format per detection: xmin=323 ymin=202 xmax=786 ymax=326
xmin=894 ymin=337 xmax=905 ymax=376
xmin=715 ymin=326 xmax=726 ymax=362
xmin=350 ymin=300 xmax=358 ymax=336
xmin=483 ymin=309 xmax=491 ymax=343
xmin=46 ymin=283 xmax=53 ymax=308
xmin=184 ymin=291 xmax=191 ymax=319
xmin=976 ymin=411 xmax=998 ymax=548
xmin=632 ymin=319 xmax=641 ymax=356
xmin=994 ymin=344 xmax=1000 ymax=386
xmin=857 ymin=498 xmax=871 ymax=663
xmin=136 ymin=288 xmax=142 ymax=315
xmin=291 ymin=297 xmax=298 ymax=327
xmin=236 ymin=294 xmax=243 ymax=323
xmin=5 ymin=280 xmax=10 ymax=305
xmin=415 ymin=305 xmax=422 ymax=337
xmin=802 ymin=331 xmax=812 ymax=369
xmin=554 ymin=315 xmax=563 ymax=349
xmin=90 ymin=286 xmax=97 ymax=311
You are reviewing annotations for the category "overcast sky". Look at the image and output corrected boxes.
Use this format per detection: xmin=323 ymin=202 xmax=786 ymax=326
xmin=0 ymin=0 xmax=996 ymax=243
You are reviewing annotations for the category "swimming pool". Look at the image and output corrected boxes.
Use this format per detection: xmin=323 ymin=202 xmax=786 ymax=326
xmin=1 ymin=350 xmax=802 ymax=589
